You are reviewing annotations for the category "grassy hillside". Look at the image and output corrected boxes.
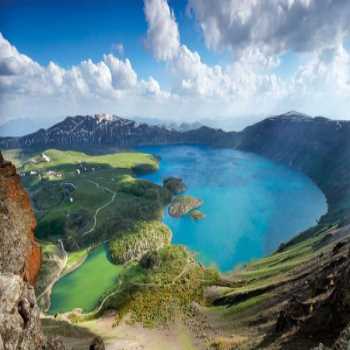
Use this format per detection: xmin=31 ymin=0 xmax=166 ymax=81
xmin=4 ymin=142 xmax=350 ymax=349
xmin=3 ymin=149 xmax=168 ymax=251
xmin=101 ymin=245 xmax=219 ymax=327
xmin=21 ymin=149 xmax=159 ymax=172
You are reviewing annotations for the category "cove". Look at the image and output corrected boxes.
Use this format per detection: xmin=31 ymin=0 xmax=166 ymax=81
xmin=49 ymin=245 xmax=123 ymax=314
xmin=138 ymin=145 xmax=327 ymax=272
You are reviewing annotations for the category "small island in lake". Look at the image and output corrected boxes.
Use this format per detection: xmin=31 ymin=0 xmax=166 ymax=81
xmin=190 ymin=209 xmax=205 ymax=220
xmin=168 ymin=195 xmax=203 ymax=218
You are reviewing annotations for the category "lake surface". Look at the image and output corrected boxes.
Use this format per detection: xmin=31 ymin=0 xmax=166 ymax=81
xmin=49 ymin=144 xmax=327 ymax=313
xmin=138 ymin=145 xmax=327 ymax=271
xmin=49 ymin=245 xmax=123 ymax=314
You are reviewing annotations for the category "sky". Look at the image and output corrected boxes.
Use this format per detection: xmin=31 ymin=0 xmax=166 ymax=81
xmin=0 ymin=0 xmax=350 ymax=125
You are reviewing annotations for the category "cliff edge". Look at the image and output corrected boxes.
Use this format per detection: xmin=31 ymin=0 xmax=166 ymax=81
xmin=0 ymin=151 xmax=65 ymax=349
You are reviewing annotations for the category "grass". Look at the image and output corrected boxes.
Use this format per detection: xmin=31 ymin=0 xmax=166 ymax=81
xmin=231 ymin=232 xmax=325 ymax=284
xmin=17 ymin=148 xmax=168 ymax=252
xmin=103 ymin=245 xmax=219 ymax=326
xmin=108 ymin=221 xmax=172 ymax=264
xmin=208 ymin=227 xmax=331 ymax=321
xmin=64 ymin=248 xmax=89 ymax=273
xmin=22 ymin=149 xmax=159 ymax=172
xmin=224 ymin=293 xmax=273 ymax=316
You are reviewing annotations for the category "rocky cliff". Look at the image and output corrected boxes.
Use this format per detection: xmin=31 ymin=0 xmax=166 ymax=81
xmin=0 ymin=152 xmax=41 ymax=285
xmin=0 ymin=152 xmax=65 ymax=349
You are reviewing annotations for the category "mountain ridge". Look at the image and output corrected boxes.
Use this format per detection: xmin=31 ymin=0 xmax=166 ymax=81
xmin=1 ymin=111 xmax=348 ymax=151
xmin=1 ymin=111 xmax=350 ymax=225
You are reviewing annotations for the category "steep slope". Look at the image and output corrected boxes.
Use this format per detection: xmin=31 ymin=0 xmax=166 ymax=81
xmin=0 ymin=152 xmax=41 ymax=285
xmin=235 ymin=113 xmax=350 ymax=225
xmin=0 ymin=152 xmax=65 ymax=349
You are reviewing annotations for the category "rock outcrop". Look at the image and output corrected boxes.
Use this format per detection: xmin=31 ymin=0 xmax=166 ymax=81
xmin=168 ymin=195 xmax=203 ymax=218
xmin=271 ymin=236 xmax=350 ymax=348
xmin=190 ymin=209 xmax=205 ymax=220
xmin=0 ymin=152 xmax=41 ymax=285
xmin=0 ymin=152 xmax=65 ymax=349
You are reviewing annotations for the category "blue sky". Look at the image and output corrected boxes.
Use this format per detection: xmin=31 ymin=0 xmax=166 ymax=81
xmin=0 ymin=0 xmax=219 ymax=89
xmin=0 ymin=0 xmax=350 ymax=124
xmin=1 ymin=1 xmax=160 ymax=77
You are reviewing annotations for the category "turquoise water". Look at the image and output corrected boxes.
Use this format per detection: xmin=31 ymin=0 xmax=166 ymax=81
xmin=49 ymin=245 xmax=123 ymax=314
xmin=138 ymin=145 xmax=327 ymax=271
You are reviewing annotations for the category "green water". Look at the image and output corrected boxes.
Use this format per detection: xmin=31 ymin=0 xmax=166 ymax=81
xmin=49 ymin=245 xmax=123 ymax=314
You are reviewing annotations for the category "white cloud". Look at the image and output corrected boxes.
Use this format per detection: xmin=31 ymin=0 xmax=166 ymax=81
xmin=292 ymin=44 xmax=350 ymax=97
xmin=144 ymin=0 xmax=180 ymax=61
xmin=104 ymin=54 xmax=138 ymax=90
xmin=187 ymin=0 xmax=350 ymax=55
xmin=0 ymin=32 xmax=141 ymax=99
xmin=0 ymin=33 xmax=174 ymax=121
xmin=142 ymin=1 xmax=286 ymax=102
xmin=141 ymin=0 xmax=350 ymax=120
xmin=1 ymin=0 xmax=350 ymax=125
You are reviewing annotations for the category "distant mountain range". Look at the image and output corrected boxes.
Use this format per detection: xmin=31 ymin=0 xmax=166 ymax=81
xmin=0 ymin=113 xmax=230 ymax=150
xmin=1 ymin=111 xmax=349 ymax=225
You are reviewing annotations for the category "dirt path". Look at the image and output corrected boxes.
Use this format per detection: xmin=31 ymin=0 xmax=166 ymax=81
xmin=82 ymin=180 xmax=116 ymax=237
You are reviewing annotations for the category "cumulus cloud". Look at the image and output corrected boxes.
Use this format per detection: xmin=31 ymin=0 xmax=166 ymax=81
xmin=142 ymin=0 xmax=286 ymax=101
xmin=0 ymin=33 xmax=173 ymax=120
xmin=187 ymin=0 xmax=350 ymax=56
xmin=0 ymin=33 xmax=142 ymax=100
xmin=144 ymin=0 xmax=180 ymax=61
xmin=2 ymin=0 xmax=350 ymax=124
xmin=293 ymin=44 xmax=350 ymax=96
xmin=141 ymin=0 xmax=350 ymax=120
